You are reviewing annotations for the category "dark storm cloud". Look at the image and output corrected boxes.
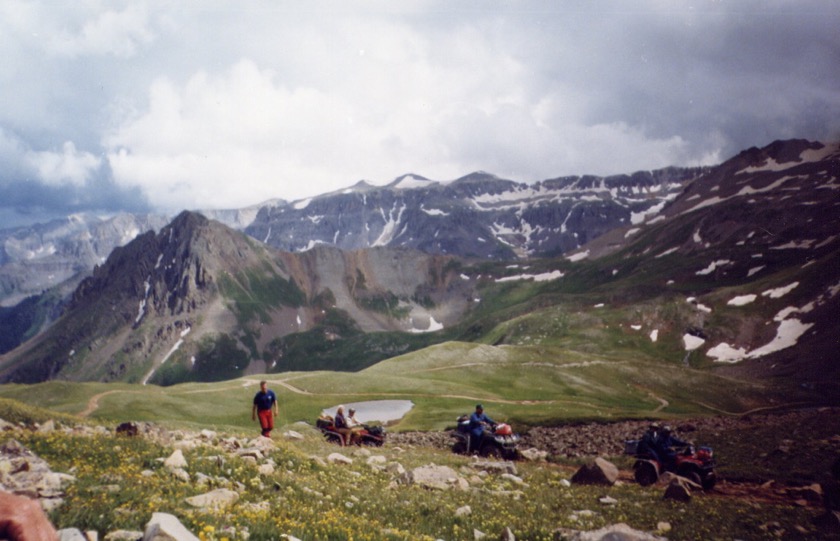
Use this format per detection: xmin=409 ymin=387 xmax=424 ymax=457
xmin=0 ymin=0 xmax=838 ymax=228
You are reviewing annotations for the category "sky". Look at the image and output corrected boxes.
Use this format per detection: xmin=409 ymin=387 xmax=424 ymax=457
xmin=1 ymin=0 xmax=838 ymax=228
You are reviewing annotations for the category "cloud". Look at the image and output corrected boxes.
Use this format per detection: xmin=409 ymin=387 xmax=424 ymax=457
xmin=0 ymin=0 xmax=839 ymax=226
xmin=27 ymin=141 xmax=101 ymax=186
xmin=46 ymin=4 xmax=157 ymax=58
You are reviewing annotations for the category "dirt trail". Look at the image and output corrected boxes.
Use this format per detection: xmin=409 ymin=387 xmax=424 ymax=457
xmin=80 ymin=390 xmax=128 ymax=418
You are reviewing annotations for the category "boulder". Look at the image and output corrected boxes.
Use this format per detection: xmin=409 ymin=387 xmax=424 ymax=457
xmin=403 ymin=464 xmax=463 ymax=491
xmin=663 ymin=478 xmax=692 ymax=502
xmin=143 ymin=512 xmax=200 ymax=541
xmin=570 ymin=458 xmax=619 ymax=486
xmin=501 ymin=527 xmax=516 ymax=541
xmin=185 ymin=488 xmax=239 ymax=509
xmin=520 ymin=448 xmax=548 ymax=461
xmin=104 ymin=531 xmax=144 ymax=541
xmin=501 ymin=473 xmax=527 ymax=486
xmin=37 ymin=420 xmax=56 ymax=433
xmin=58 ymin=529 xmax=87 ymax=541
xmin=327 ymin=453 xmax=353 ymax=465
xmin=455 ymin=505 xmax=472 ymax=517
xmin=553 ymin=523 xmax=667 ymax=540
xmin=163 ymin=450 xmax=187 ymax=470
xmin=471 ymin=460 xmax=518 ymax=475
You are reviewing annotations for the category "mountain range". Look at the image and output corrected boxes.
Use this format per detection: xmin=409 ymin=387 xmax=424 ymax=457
xmin=0 ymin=139 xmax=837 ymax=405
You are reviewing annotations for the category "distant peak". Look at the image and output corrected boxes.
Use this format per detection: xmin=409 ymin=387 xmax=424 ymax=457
xmin=390 ymin=174 xmax=435 ymax=190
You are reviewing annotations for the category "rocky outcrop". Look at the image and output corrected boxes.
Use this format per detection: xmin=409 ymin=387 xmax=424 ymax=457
xmin=0 ymin=439 xmax=75 ymax=512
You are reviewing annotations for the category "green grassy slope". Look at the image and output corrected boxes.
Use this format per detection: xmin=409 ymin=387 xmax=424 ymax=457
xmin=0 ymin=338 xmax=804 ymax=433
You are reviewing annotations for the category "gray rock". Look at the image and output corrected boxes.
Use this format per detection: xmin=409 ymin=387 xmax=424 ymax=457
xmin=58 ymin=529 xmax=87 ymax=541
xmin=163 ymin=450 xmax=187 ymax=470
xmin=104 ymin=531 xmax=143 ymax=541
xmin=663 ymin=478 xmax=692 ymax=502
xmin=501 ymin=473 xmax=527 ymax=486
xmin=185 ymin=488 xmax=240 ymax=509
xmin=37 ymin=420 xmax=56 ymax=433
xmin=471 ymin=460 xmax=517 ymax=475
xmin=520 ymin=448 xmax=548 ymax=461
xmin=143 ymin=512 xmax=200 ymax=541
xmin=501 ymin=527 xmax=516 ymax=541
xmin=327 ymin=453 xmax=353 ymax=465
xmin=403 ymin=464 xmax=463 ymax=491
xmin=570 ymin=457 xmax=619 ymax=486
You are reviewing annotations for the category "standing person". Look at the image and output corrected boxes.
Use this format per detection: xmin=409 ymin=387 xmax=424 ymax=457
xmin=251 ymin=380 xmax=279 ymax=438
xmin=469 ymin=404 xmax=495 ymax=452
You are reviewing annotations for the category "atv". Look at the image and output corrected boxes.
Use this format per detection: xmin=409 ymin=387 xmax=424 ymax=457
xmin=625 ymin=439 xmax=717 ymax=490
xmin=316 ymin=416 xmax=386 ymax=447
xmin=451 ymin=414 xmax=520 ymax=460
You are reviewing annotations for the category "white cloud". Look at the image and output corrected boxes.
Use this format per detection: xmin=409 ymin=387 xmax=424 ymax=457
xmin=1 ymin=1 xmax=839 ymax=221
xmin=46 ymin=4 xmax=156 ymax=58
xmin=28 ymin=141 xmax=101 ymax=186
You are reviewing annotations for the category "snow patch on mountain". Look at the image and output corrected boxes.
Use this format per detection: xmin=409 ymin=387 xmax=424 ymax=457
xmin=495 ymin=270 xmax=564 ymax=283
xmin=762 ymin=282 xmax=798 ymax=299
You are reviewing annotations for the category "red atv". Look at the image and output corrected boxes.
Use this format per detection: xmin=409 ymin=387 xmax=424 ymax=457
xmin=316 ymin=416 xmax=386 ymax=447
xmin=451 ymin=415 xmax=521 ymax=460
xmin=627 ymin=440 xmax=717 ymax=490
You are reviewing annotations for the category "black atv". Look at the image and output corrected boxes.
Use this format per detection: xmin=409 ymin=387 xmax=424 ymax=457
xmin=451 ymin=414 xmax=520 ymax=460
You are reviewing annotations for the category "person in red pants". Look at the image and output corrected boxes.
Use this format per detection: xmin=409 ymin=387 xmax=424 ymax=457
xmin=251 ymin=380 xmax=279 ymax=437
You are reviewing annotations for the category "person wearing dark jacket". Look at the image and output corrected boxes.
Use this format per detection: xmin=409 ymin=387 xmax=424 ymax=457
xmin=654 ymin=425 xmax=689 ymax=470
xmin=334 ymin=405 xmax=359 ymax=446
xmin=251 ymin=380 xmax=279 ymax=438
xmin=637 ymin=422 xmax=661 ymax=461
xmin=469 ymin=404 xmax=495 ymax=452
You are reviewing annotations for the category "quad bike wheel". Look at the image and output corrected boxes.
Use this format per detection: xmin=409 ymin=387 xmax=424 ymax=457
xmin=702 ymin=472 xmax=717 ymax=491
xmin=452 ymin=441 xmax=467 ymax=455
xmin=677 ymin=466 xmax=703 ymax=488
xmin=480 ymin=442 xmax=502 ymax=459
xmin=634 ymin=460 xmax=659 ymax=487
xmin=324 ymin=432 xmax=344 ymax=446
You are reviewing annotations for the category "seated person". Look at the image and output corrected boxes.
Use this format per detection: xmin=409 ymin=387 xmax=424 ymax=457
xmin=333 ymin=406 xmax=359 ymax=446
xmin=468 ymin=404 xmax=495 ymax=452
xmin=346 ymin=407 xmax=365 ymax=441
xmin=637 ymin=422 xmax=661 ymax=461
xmin=654 ymin=425 xmax=689 ymax=470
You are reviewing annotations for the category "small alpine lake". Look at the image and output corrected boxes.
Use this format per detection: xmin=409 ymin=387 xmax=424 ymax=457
xmin=322 ymin=399 xmax=414 ymax=424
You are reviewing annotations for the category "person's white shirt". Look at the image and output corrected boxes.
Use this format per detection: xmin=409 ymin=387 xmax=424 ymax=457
xmin=347 ymin=411 xmax=361 ymax=427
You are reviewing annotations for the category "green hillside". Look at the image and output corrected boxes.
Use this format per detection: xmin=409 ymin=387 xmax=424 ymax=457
xmin=0 ymin=337 xmax=812 ymax=433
